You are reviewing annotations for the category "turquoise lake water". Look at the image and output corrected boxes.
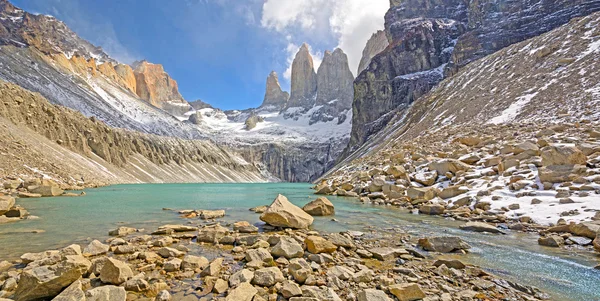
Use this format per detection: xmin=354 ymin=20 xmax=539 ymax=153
xmin=1 ymin=183 xmax=599 ymax=300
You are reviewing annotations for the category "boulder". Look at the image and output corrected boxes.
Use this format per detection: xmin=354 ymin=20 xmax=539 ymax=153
xmin=181 ymin=255 xmax=209 ymax=270
xmin=200 ymin=209 xmax=225 ymax=219
xmin=569 ymin=222 xmax=600 ymax=239
xmin=305 ymin=236 xmax=337 ymax=254
xmin=593 ymin=232 xmax=600 ymax=252
xmin=538 ymin=164 xmax=587 ymax=183
xmin=419 ymin=204 xmax=445 ymax=215
xmin=459 ymin=222 xmax=505 ymax=234
xmin=303 ymin=197 xmax=335 ymax=216
xmin=368 ymin=247 xmax=408 ymax=261
xmin=85 ymin=285 xmax=126 ymax=301
xmin=229 ymin=269 xmax=255 ymax=287
xmin=315 ymin=182 xmax=333 ymax=195
xmin=108 ymin=227 xmax=136 ymax=237
xmin=281 ymin=280 xmax=303 ymax=298
xmin=288 ymin=258 xmax=311 ymax=283
xmin=28 ymin=185 xmax=63 ymax=197
xmin=233 ymin=221 xmax=259 ymax=233
xmin=538 ymin=236 xmax=564 ymax=247
xmin=226 ymin=282 xmax=257 ymax=301
xmin=245 ymin=248 xmax=274 ymax=265
xmin=271 ymin=237 xmax=304 ymax=259
xmin=418 ymin=237 xmax=471 ymax=253
xmin=100 ymin=258 xmax=133 ymax=285
xmin=197 ymin=224 xmax=229 ymax=243
xmin=389 ymin=283 xmax=426 ymax=301
xmin=358 ymin=289 xmax=392 ymax=301
xmin=124 ymin=277 xmax=149 ymax=292
xmin=0 ymin=196 xmax=15 ymax=215
xmin=252 ymin=267 xmax=284 ymax=287
xmin=428 ymin=159 xmax=470 ymax=174
xmin=157 ymin=247 xmax=184 ymax=258
xmin=328 ymin=233 xmax=356 ymax=250
xmin=407 ymin=187 xmax=436 ymax=201
xmin=260 ymin=194 xmax=314 ymax=229
xmin=413 ymin=171 xmax=437 ymax=186
xmin=52 ymin=279 xmax=85 ymax=301
xmin=163 ymin=258 xmax=182 ymax=272
xmin=157 ymin=224 xmax=198 ymax=232
xmin=200 ymin=258 xmax=223 ymax=277
xmin=542 ymin=145 xmax=587 ymax=166
xmin=438 ymin=186 xmax=468 ymax=199
xmin=83 ymin=240 xmax=110 ymax=256
xmin=14 ymin=255 xmax=91 ymax=301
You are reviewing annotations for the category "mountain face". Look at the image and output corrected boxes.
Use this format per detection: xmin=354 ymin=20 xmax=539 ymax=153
xmin=357 ymin=30 xmax=389 ymax=75
xmin=287 ymin=43 xmax=318 ymax=110
xmin=312 ymin=49 xmax=355 ymax=125
xmin=0 ymin=0 xmax=355 ymax=182
xmin=260 ymin=71 xmax=289 ymax=110
xmin=132 ymin=60 xmax=191 ymax=116
xmin=344 ymin=0 xmax=600 ymax=158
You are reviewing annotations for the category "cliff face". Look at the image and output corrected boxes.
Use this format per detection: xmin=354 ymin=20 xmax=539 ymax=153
xmin=357 ymin=30 xmax=389 ymax=75
xmin=132 ymin=61 xmax=191 ymax=116
xmin=0 ymin=0 xmax=112 ymax=62
xmin=312 ymin=49 xmax=355 ymax=124
xmin=287 ymin=43 xmax=318 ymax=110
xmin=346 ymin=0 xmax=600 ymax=156
xmin=260 ymin=71 xmax=289 ymax=110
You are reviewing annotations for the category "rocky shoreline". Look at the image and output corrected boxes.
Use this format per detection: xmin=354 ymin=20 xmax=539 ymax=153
xmin=318 ymin=122 xmax=600 ymax=258
xmin=1 ymin=177 xmax=92 ymax=225
xmin=0 ymin=194 xmax=549 ymax=301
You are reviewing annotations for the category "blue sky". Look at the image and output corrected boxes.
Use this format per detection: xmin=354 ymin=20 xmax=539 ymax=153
xmin=12 ymin=0 xmax=388 ymax=110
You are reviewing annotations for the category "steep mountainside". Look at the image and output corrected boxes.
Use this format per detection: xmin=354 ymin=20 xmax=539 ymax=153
xmin=0 ymin=80 xmax=266 ymax=185
xmin=319 ymin=12 xmax=600 ymax=227
xmin=345 ymin=0 xmax=600 ymax=157
xmin=0 ymin=0 xmax=354 ymax=182
xmin=328 ymin=10 xmax=600 ymax=173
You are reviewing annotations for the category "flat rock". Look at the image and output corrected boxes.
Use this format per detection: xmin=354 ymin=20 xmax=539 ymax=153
xmin=459 ymin=222 xmax=506 ymax=234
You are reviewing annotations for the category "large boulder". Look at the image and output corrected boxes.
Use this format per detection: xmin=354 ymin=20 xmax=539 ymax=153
xmin=389 ymin=283 xmax=426 ymax=301
xmin=100 ymin=258 xmax=133 ymax=285
xmin=14 ymin=255 xmax=91 ymax=301
xmin=542 ymin=145 xmax=587 ymax=166
xmin=83 ymin=240 xmax=110 ymax=256
xmin=407 ymin=187 xmax=436 ymax=201
xmin=226 ymin=282 xmax=257 ymax=301
xmin=302 ymin=197 xmax=335 ymax=216
xmin=52 ymin=279 xmax=85 ymax=301
xmin=197 ymin=224 xmax=229 ymax=243
xmin=358 ymin=289 xmax=392 ymax=301
xmin=28 ymin=185 xmax=63 ymax=197
xmin=85 ymin=285 xmax=126 ymax=301
xmin=428 ymin=159 xmax=470 ymax=175
xmin=459 ymin=222 xmax=505 ymax=234
xmin=270 ymin=237 xmax=304 ymax=259
xmin=538 ymin=164 xmax=587 ymax=183
xmin=418 ymin=236 xmax=471 ymax=253
xmin=305 ymin=236 xmax=337 ymax=254
xmin=252 ymin=267 xmax=284 ymax=287
xmin=260 ymin=194 xmax=314 ymax=229
xmin=0 ymin=196 xmax=15 ymax=215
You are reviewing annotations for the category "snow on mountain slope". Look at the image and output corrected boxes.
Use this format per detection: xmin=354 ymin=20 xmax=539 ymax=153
xmin=186 ymin=106 xmax=351 ymax=145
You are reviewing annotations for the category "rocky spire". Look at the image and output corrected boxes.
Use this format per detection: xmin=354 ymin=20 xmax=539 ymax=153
xmin=287 ymin=43 xmax=317 ymax=110
xmin=316 ymin=48 xmax=354 ymax=109
xmin=357 ymin=30 xmax=389 ymax=75
xmin=260 ymin=71 xmax=289 ymax=110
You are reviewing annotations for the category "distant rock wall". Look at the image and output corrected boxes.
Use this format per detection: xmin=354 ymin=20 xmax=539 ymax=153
xmin=132 ymin=61 xmax=191 ymax=115
xmin=260 ymin=71 xmax=289 ymax=110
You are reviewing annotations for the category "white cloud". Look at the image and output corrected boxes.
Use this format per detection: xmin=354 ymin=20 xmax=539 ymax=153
xmin=261 ymin=0 xmax=388 ymax=77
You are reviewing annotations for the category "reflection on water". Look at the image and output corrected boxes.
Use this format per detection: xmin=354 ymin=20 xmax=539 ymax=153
xmin=1 ymin=183 xmax=599 ymax=300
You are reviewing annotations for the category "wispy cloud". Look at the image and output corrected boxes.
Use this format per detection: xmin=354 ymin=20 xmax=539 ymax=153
xmin=261 ymin=0 xmax=388 ymax=77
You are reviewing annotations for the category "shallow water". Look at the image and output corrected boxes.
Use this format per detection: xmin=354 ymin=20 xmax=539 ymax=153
xmin=1 ymin=183 xmax=599 ymax=300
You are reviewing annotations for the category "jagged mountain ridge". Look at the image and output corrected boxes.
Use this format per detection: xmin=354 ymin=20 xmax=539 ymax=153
xmin=344 ymin=0 xmax=600 ymax=159
xmin=0 ymin=0 xmax=355 ymax=182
